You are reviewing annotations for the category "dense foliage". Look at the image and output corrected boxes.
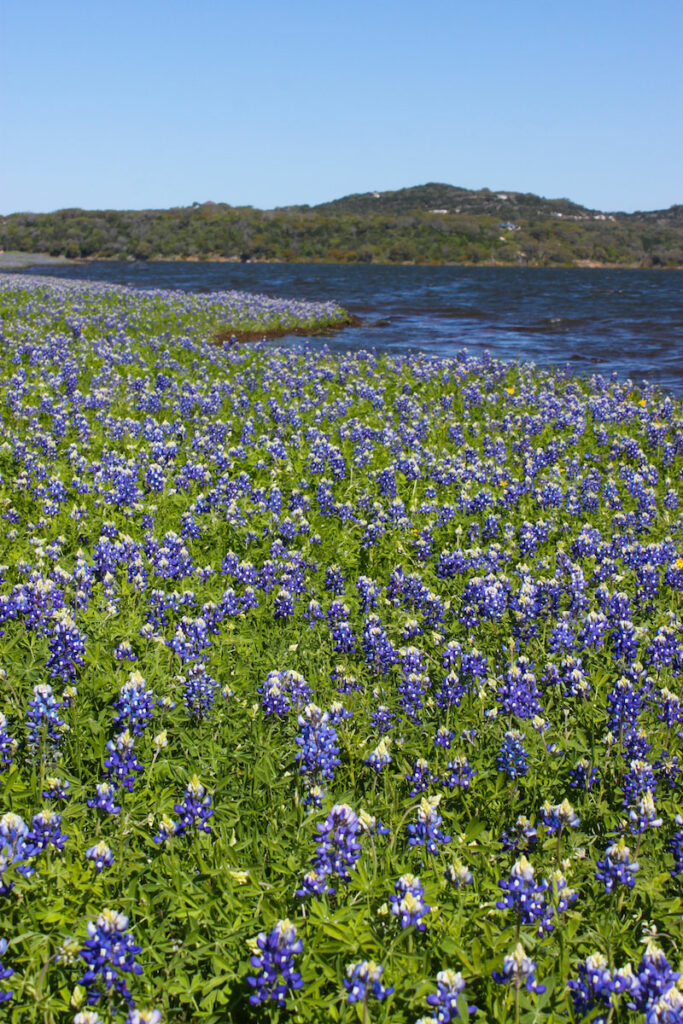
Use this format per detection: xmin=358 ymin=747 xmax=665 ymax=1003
xmin=2 ymin=184 xmax=682 ymax=267
xmin=0 ymin=274 xmax=682 ymax=1024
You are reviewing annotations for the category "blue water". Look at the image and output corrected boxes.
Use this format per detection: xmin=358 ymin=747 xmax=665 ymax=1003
xmin=16 ymin=261 xmax=683 ymax=394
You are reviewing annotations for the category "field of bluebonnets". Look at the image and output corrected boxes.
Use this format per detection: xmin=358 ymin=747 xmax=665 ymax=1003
xmin=0 ymin=273 xmax=682 ymax=1024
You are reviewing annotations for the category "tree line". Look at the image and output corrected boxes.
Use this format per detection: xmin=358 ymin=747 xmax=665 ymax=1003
xmin=1 ymin=203 xmax=681 ymax=267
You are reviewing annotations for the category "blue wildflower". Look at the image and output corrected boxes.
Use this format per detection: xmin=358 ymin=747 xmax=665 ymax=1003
xmin=390 ymin=874 xmax=431 ymax=931
xmin=492 ymin=943 xmax=545 ymax=994
xmin=79 ymin=909 xmax=143 ymax=1009
xmin=344 ymin=960 xmax=393 ymax=1004
xmin=246 ymin=919 xmax=304 ymax=1007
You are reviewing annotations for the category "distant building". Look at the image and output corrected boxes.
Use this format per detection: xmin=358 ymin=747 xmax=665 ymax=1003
xmin=429 ymin=209 xmax=449 ymax=214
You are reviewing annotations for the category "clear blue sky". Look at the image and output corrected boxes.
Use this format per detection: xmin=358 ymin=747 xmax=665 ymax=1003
xmin=1 ymin=0 xmax=681 ymax=214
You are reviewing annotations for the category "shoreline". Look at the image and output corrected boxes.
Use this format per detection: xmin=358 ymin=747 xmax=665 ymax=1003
xmin=214 ymin=314 xmax=362 ymax=345
xmin=0 ymin=251 xmax=678 ymax=272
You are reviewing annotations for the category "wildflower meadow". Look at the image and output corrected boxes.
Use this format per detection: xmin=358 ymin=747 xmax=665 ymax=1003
xmin=0 ymin=273 xmax=682 ymax=1023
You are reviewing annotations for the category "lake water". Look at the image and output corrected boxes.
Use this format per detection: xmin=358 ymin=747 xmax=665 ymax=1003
xmin=15 ymin=261 xmax=683 ymax=395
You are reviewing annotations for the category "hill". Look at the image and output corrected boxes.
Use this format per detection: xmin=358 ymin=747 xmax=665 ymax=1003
xmin=291 ymin=183 xmax=598 ymax=219
xmin=1 ymin=184 xmax=681 ymax=267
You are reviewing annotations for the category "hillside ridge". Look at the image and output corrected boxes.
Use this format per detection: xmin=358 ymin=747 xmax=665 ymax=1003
xmin=2 ymin=183 xmax=681 ymax=267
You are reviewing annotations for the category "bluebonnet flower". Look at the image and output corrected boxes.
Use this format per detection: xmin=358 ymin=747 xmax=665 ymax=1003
xmin=152 ymin=813 xmax=178 ymax=845
xmin=539 ymin=798 xmax=579 ymax=834
xmin=180 ymin=662 xmax=218 ymax=720
xmin=442 ymin=640 xmax=463 ymax=670
xmin=29 ymin=809 xmax=67 ymax=854
xmin=168 ymin=616 xmax=211 ymax=663
xmin=0 ymin=938 xmax=13 ymax=1004
xmin=595 ymin=837 xmax=640 ymax=893
xmin=654 ymin=752 xmax=681 ymax=789
xmin=370 ymin=704 xmax=395 ymax=734
xmin=444 ymin=859 xmax=473 ymax=889
xmin=628 ymin=790 xmax=663 ymax=834
xmin=145 ymin=531 xmax=194 ymax=580
xmin=327 ymin=700 xmax=353 ymax=725
xmin=408 ymin=794 xmax=451 ymax=855
xmin=492 ymin=943 xmax=545 ymax=994
xmin=645 ymin=624 xmax=682 ymax=671
xmin=103 ymin=730 xmax=143 ymax=793
xmin=274 ymin=588 xmax=294 ymax=618
xmin=607 ymin=676 xmax=643 ymax=740
xmin=0 ymin=713 xmax=17 ymax=771
xmin=144 ymin=463 xmax=165 ymax=492
xmin=113 ymin=671 xmax=156 ymax=735
xmin=362 ymin=615 xmax=398 ymax=674
xmin=26 ymin=683 xmax=66 ymax=754
xmin=113 ymin=640 xmax=137 ymax=663
xmin=324 ymin=564 xmax=346 ymax=595
xmin=497 ymin=856 xmax=552 ymax=935
xmin=295 ymin=703 xmax=340 ymax=793
xmin=330 ymin=620 xmax=357 ymax=653
xmin=426 ymin=968 xmax=477 ymax=1020
xmin=87 ymin=782 xmax=121 ymax=816
xmin=343 ymin=961 xmax=393 ymax=1004
xmin=86 ymin=841 xmax=114 ymax=873
xmin=326 ymin=599 xmax=351 ymax=626
xmin=126 ymin=1011 xmax=163 ymax=1024
xmin=434 ymin=726 xmax=455 ymax=749
xmin=623 ymin=727 xmax=653 ymax=761
xmin=435 ymin=671 xmax=466 ymax=710
xmin=611 ymin=619 xmax=640 ymax=663
xmin=567 ymin=953 xmax=615 ymax=1023
xmin=630 ymin=940 xmax=682 ymax=1017
xmin=668 ymin=815 xmax=683 ymax=877
xmin=622 ymin=758 xmax=657 ymax=805
xmin=42 ymin=775 xmax=71 ymax=801
xmin=79 ymin=909 xmax=143 ymax=1009
xmin=570 ymin=758 xmax=599 ymax=791
xmin=548 ymin=612 xmax=576 ymax=653
xmin=460 ymin=647 xmax=489 ymax=687
xmin=259 ymin=669 xmax=312 ymax=717
xmin=657 ymin=687 xmax=682 ymax=728
xmin=246 ymin=919 xmax=304 ymax=1007
xmin=365 ymin=737 xmax=392 ymax=772
xmin=390 ymin=874 xmax=431 ymax=930
xmin=356 ymin=575 xmax=382 ymax=612
xmin=442 ymin=755 xmax=476 ymax=791
xmin=497 ymin=730 xmax=528 ymax=779
xmin=376 ymin=467 xmax=397 ymax=497
xmin=0 ymin=812 xmax=35 ymax=894
xmin=62 ymin=685 xmax=78 ymax=708
xmin=47 ymin=609 xmax=86 ymax=681
xmin=331 ymin=664 xmax=360 ymax=694
xmin=498 ymin=657 xmax=543 ymax=720
xmin=577 ymin=610 xmax=610 ymax=651
xmin=399 ymin=667 xmax=429 ymax=723
xmin=173 ymin=775 xmax=213 ymax=836
xmin=302 ymin=598 xmax=324 ymax=625
xmin=549 ymin=869 xmax=578 ymax=916
xmin=406 ymin=758 xmax=437 ymax=796
xmin=557 ymin=655 xmax=592 ymax=698
xmin=643 ymin=984 xmax=683 ymax=1023
xmin=298 ymin=804 xmax=362 ymax=897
